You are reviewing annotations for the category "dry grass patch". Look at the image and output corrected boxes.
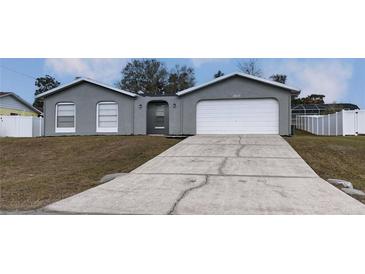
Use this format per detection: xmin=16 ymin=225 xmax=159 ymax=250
xmin=0 ymin=135 xmax=180 ymax=210
xmin=285 ymin=130 xmax=365 ymax=203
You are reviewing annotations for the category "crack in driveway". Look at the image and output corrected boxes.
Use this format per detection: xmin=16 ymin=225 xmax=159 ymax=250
xmin=236 ymin=144 xmax=245 ymax=157
xmin=263 ymin=181 xmax=288 ymax=198
xmin=167 ymin=175 xmax=209 ymax=215
xmin=238 ymin=135 xmax=242 ymax=145
xmin=218 ymin=157 xmax=228 ymax=175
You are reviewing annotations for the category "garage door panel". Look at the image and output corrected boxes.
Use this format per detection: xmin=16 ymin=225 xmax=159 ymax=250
xmin=198 ymin=116 xmax=279 ymax=121
xmin=196 ymin=99 xmax=279 ymax=134
xmin=199 ymin=113 xmax=268 ymax=118
xmin=197 ymin=121 xmax=278 ymax=126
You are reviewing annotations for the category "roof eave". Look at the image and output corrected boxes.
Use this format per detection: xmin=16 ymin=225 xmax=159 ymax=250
xmin=176 ymin=72 xmax=301 ymax=96
xmin=35 ymin=78 xmax=137 ymax=99
xmin=291 ymin=90 xmax=301 ymax=96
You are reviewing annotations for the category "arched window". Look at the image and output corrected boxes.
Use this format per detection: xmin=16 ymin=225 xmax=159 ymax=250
xmin=96 ymin=102 xmax=118 ymax=133
xmin=55 ymin=102 xmax=75 ymax=133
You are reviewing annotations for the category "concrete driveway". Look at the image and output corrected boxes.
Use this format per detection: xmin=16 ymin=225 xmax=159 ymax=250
xmin=44 ymin=135 xmax=365 ymax=214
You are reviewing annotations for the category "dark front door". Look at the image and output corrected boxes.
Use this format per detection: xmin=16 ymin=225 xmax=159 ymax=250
xmin=147 ymin=102 xmax=169 ymax=135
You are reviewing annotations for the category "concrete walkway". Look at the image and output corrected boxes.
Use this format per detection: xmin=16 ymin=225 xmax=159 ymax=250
xmin=44 ymin=135 xmax=365 ymax=214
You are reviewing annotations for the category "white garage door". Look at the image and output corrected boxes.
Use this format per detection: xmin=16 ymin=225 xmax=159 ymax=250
xmin=196 ymin=99 xmax=279 ymax=134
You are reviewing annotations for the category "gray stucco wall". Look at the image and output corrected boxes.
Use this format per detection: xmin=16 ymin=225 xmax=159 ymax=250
xmin=134 ymin=96 xmax=181 ymax=135
xmin=43 ymin=82 xmax=135 ymax=136
xmin=42 ymin=76 xmax=293 ymax=136
xmin=179 ymin=76 xmax=292 ymax=135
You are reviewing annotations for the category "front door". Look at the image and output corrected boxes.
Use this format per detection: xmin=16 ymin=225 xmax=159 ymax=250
xmin=147 ymin=102 xmax=169 ymax=134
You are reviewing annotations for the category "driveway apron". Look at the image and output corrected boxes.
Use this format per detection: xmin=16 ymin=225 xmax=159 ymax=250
xmin=44 ymin=135 xmax=365 ymax=214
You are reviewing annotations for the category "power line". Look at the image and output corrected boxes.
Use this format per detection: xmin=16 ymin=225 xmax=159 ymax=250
xmin=0 ymin=64 xmax=37 ymax=80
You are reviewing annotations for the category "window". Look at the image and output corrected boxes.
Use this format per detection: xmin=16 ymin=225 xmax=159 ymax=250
xmin=156 ymin=105 xmax=165 ymax=117
xmin=154 ymin=105 xmax=165 ymax=129
xmin=56 ymin=103 xmax=75 ymax=133
xmin=97 ymin=102 xmax=118 ymax=132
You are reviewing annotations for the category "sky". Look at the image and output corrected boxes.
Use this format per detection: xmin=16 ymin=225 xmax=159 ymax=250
xmin=0 ymin=58 xmax=364 ymax=109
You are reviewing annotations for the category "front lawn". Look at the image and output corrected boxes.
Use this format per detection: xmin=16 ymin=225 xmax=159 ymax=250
xmin=285 ymin=130 xmax=365 ymax=203
xmin=0 ymin=135 xmax=180 ymax=210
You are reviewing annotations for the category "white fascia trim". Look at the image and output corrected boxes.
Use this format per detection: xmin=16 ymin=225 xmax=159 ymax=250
xmin=35 ymin=78 xmax=137 ymax=99
xmin=176 ymin=72 xmax=301 ymax=96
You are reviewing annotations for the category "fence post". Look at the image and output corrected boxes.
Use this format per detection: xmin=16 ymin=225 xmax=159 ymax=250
xmin=305 ymin=116 xmax=307 ymax=132
xmin=299 ymin=116 xmax=301 ymax=130
xmin=327 ymin=114 xmax=330 ymax=135
xmin=304 ymin=116 xmax=306 ymax=131
xmin=15 ymin=116 xmax=19 ymax=136
xmin=306 ymin=116 xmax=308 ymax=132
xmin=355 ymin=111 xmax=358 ymax=136
xmin=316 ymin=117 xmax=318 ymax=135
xmin=342 ymin=110 xmax=345 ymax=136
xmin=295 ymin=115 xmax=298 ymax=129
xmin=39 ymin=117 xmax=42 ymax=137
xmin=335 ymin=112 xmax=338 ymax=136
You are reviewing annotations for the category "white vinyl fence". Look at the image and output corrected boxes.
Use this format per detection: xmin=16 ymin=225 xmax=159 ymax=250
xmin=0 ymin=115 xmax=44 ymax=137
xmin=296 ymin=110 xmax=365 ymax=136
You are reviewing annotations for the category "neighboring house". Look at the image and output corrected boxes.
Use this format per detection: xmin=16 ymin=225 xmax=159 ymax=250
xmin=0 ymin=92 xmax=42 ymax=117
xmin=36 ymin=72 xmax=300 ymax=136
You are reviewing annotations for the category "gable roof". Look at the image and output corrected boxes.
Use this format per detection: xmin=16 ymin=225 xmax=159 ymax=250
xmin=0 ymin=92 xmax=42 ymax=114
xmin=34 ymin=77 xmax=137 ymax=99
xmin=176 ymin=72 xmax=301 ymax=96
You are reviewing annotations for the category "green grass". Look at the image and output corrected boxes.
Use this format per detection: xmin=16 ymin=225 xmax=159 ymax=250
xmin=285 ymin=130 xmax=365 ymax=203
xmin=0 ymin=135 xmax=180 ymax=210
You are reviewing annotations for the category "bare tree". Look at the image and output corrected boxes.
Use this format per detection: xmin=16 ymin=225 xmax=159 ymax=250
xmin=237 ymin=59 xmax=262 ymax=77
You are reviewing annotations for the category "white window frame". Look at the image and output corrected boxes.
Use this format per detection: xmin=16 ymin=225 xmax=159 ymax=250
xmin=55 ymin=102 xmax=76 ymax=133
xmin=96 ymin=102 xmax=118 ymax=133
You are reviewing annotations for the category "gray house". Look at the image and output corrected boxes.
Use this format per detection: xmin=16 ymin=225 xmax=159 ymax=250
xmin=36 ymin=72 xmax=300 ymax=136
